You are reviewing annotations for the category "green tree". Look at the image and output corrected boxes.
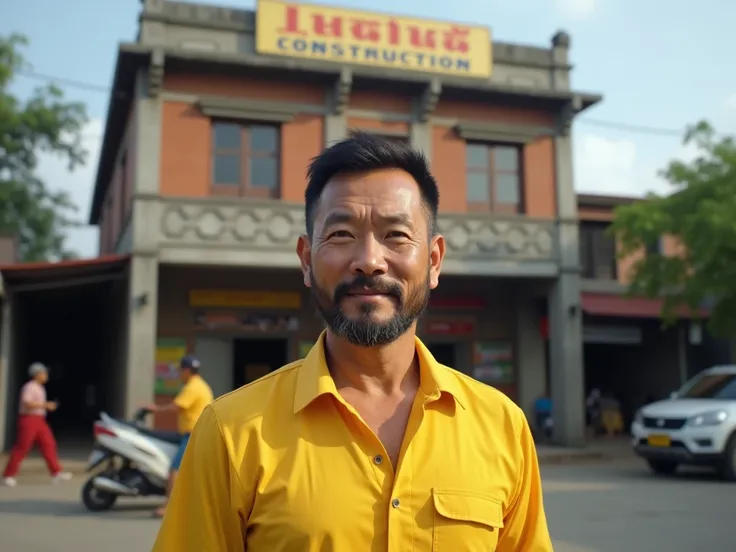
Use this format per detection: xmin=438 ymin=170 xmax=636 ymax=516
xmin=610 ymin=120 xmax=736 ymax=336
xmin=0 ymin=33 xmax=88 ymax=262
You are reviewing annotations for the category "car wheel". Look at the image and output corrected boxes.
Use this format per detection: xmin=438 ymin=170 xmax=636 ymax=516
xmin=81 ymin=478 xmax=118 ymax=512
xmin=717 ymin=433 xmax=736 ymax=482
xmin=647 ymin=459 xmax=679 ymax=475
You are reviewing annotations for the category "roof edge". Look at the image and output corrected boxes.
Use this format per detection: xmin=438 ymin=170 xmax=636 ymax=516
xmin=0 ymin=254 xmax=130 ymax=273
xmin=577 ymin=193 xmax=642 ymax=208
xmin=89 ymin=44 xmax=149 ymax=225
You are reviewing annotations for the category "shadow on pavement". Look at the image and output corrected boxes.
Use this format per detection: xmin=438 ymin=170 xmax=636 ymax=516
xmin=0 ymin=498 xmax=162 ymax=520
xmin=595 ymin=463 xmax=729 ymax=484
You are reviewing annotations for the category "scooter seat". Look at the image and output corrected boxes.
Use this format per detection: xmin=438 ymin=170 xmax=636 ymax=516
xmin=137 ymin=427 xmax=182 ymax=445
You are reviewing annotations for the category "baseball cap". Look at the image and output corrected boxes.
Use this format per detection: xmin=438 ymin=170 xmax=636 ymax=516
xmin=180 ymin=355 xmax=201 ymax=370
xmin=28 ymin=362 xmax=48 ymax=377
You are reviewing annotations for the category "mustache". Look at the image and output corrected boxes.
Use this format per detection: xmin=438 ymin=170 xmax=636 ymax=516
xmin=333 ymin=274 xmax=403 ymax=302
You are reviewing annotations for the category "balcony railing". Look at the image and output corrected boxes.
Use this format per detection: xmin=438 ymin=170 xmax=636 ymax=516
xmin=156 ymin=196 xmax=559 ymax=274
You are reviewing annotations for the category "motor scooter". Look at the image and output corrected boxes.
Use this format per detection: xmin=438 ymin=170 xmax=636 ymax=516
xmin=81 ymin=408 xmax=179 ymax=512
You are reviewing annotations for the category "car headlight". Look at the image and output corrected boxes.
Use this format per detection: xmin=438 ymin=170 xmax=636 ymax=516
xmin=633 ymin=409 xmax=644 ymax=425
xmin=686 ymin=410 xmax=728 ymax=427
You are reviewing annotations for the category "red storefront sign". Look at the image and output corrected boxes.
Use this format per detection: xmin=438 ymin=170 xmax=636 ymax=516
xmin=428 ymin=296 xmax=485 ymax=309
xmin=424 ymin=321 xmax=475 ymax=335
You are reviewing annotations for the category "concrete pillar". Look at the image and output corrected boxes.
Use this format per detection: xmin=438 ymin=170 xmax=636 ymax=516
xmin=123 ymin=66 xmax=163 ymax=417
xmin=517 ymin=297 xmax=547 ymax=422
xmin=550 ymin=31 xmax=571 ymax=91
xmin=411 ymin=79 xmax=440 ymax=158
xmin=549 ymin=128 xmax=586 ymax=446
xmin=134 ymin=71 xmax=163 ymax=195
xmin=325 ymin=69 xmax=351 ymax=147
xmin=324 ymin=114 xmax=347 ymax=146
xmin=410 ymin=123 xmax=432 ymax=158
xmin=548 ymin=272 xmax=585 ymax=445
xmin=125 ymin=253 xmax=159 ymax=418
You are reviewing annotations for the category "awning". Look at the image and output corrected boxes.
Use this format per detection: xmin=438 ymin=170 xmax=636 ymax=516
xmin=0 ymin=254 xmax=130 ymax=293
xmin=581 ymin=292 xmax=708 ymax=319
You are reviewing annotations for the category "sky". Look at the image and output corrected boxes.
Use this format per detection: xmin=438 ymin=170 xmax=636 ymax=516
xmin=3 ymin=0 xmax=736 ymax=258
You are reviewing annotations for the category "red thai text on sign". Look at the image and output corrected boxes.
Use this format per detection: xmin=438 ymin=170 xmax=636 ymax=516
xmin=278 ymin=5 xmax=471 ymax=54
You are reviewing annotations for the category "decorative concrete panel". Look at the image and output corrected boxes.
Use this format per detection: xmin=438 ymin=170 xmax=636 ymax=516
xmin=160 ymin=198 xmax=305 ymax=250
xmin=158 ymin=197 xmax=559 ymax=271
xmin=437 ymin=214 xmax=556 ymax=261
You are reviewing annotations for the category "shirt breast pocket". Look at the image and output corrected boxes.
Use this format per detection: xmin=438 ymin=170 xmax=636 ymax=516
xmin=432 ymin=488 xmax=504 ymax=552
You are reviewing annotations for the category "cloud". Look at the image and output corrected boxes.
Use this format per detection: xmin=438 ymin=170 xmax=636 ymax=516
xmin=553 ymin=0 xmax=598 ymax=19
xmin=723 ymin=93 xmax=736 ymax=114
xmin=36 ymin=119 xmax=103 ymax=259
xmin=573 ymin=132 xmax=698 ymax=197
xmin=721 ymin=94 xmax=736 ymax=129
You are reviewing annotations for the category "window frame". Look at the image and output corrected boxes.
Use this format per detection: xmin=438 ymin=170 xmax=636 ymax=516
xmin=211 ymin=121 xmax=281 ymax=199
xmin=645 ymin=238 xmax=663 ymax=256
xmin=580 ymin=222 xmax=618 ymax=280
xmin=465 ymin=142 xmax=524 ymax=215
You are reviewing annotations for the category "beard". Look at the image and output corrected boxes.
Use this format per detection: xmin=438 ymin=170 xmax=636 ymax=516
xmin=309 ymin=267 xmax=430 ymax=347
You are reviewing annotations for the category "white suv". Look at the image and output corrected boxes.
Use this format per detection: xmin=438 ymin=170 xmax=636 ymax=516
xmin=631 ymin=365 xmax=736 ymax=481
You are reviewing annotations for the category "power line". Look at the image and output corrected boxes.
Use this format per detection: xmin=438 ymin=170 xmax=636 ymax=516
xmin=16 ymin=68 xmax=111 ymax=94
xmin=577 ymin=118 xmax=684 ymax=138
xmin=11 ymin=67 xmax=726 ymax=140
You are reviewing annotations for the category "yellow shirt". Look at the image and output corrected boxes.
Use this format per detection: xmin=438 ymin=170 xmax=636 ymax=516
xmin=173 ymin=374 xmax=213 ymax=434
xmin=153 ymin=334 xmax=552 ymax=551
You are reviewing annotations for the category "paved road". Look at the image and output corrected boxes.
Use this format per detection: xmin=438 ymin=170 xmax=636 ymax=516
xmin=545 ymin=459 xmax=732 ymax=551
xmin=0 ymin=459 xmax=732 ymax=551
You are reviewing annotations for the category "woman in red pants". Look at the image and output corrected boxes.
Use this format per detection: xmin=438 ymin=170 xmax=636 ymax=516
xmin=2 ymin=363 xmax=72 ymax=486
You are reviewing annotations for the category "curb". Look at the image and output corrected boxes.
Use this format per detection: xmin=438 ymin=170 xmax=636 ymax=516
xmin=538 ymin=452 xmax=612 ymax=465
xmin=0 ymin=457 xmax=88 ymax=476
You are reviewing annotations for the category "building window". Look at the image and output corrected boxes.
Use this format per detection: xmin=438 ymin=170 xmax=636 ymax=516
xmin=580 ymin=222 xmax=618 ymax=280
xmin=646 ymin=238 xmax=662 ymax=256
xmin=466 ymin=143 xmax=523 ymax=214
xmin=212 ymin=122 xmax=280 ymax=197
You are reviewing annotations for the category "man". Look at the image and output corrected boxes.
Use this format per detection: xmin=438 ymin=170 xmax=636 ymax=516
xmin=146 ymin=355 xmax=213 ymax=518
xmin=2 ymin=363 xmax=72 ymax=486
xmin=586 ymin=388 xmax=602 ymax=439
xmin=154 ymin=133 xmax=552 ymax=551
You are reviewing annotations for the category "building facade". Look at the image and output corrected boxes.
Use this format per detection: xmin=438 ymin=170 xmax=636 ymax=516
xmin=577 ymin=194 xmax=731 ymax=425
xmin=0 ymin=0 xmax=605 ymax=447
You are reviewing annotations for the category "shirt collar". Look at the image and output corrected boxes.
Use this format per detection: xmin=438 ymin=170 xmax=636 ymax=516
xmin=293 ymin=331 xmax=467 ymax=414
xmin=183 ymin=374 xmax=200 ymax=387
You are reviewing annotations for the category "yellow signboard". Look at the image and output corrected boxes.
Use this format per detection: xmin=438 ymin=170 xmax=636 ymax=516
xmin=255 ymin=0 xmax=492 ymax=79
xmin=155 ymin=338 xmax=187 ymax=396
xmin=189 ymin=290 xmax=302 ymax=309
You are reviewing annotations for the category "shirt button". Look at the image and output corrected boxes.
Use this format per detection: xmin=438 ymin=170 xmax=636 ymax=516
xmin=391 ymin=498 xmax=400 ymax=508
xmin=374 ymin=454 xmax=384 ymax=465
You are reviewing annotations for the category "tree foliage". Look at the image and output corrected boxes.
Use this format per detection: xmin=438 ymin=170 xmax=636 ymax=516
xmin=610 ymin=120 xmax=736 ymax=336
xmin=0 ymin=33 xmax=88 ymax=262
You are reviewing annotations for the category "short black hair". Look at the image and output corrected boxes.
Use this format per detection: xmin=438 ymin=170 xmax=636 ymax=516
xmin=304 ymin=131 xmax=439 ymax=237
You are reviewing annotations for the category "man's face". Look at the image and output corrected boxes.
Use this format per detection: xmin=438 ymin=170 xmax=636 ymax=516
xmin=297 ymin=169 xmax=445 ymax=347
xmin=178 ymin=367 xmax=192 ymax=383
xmin=37 ymin=371 xmax=49 ymax=384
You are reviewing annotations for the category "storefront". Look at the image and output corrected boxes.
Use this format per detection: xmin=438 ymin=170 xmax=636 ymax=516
xmin=150 ymin=265 xmax=542 ymax=429
xmin=580 ymin=292 xmax=728 ymax=427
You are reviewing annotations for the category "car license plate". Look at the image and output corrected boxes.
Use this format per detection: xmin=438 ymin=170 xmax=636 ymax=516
xmin=87 ymin=449 xmax=106 ymax=467
xmin=647 ymin=434 xmax=671 ymax=447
